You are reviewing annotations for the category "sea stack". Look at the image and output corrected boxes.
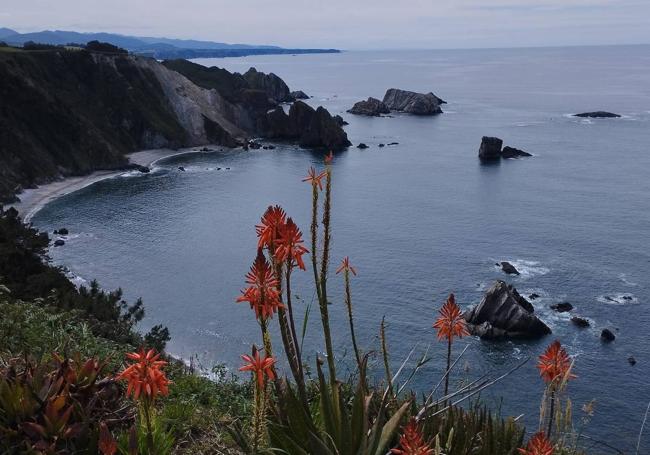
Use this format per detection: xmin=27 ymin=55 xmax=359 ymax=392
xmin=382 ymin=88 xmax=444 ymax=115
xmin=465 ymin=280 xmax=551 ymax=339
xmin=347 ymin=97 xmax=390 ymax=116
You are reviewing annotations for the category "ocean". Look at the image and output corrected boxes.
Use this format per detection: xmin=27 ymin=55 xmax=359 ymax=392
xmin=33 ymin=46 xmax=650 ymax=452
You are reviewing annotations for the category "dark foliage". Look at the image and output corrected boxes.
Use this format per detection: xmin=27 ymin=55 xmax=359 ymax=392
xmin=22 ymin=41 xmax=60 ymax=50
xmin=0 ymin=208 xmax=167 ymax=349
xmin=85 ymin=40 xmax=128 ymax=54
xmin=0 ymin=354 xmax=127 ymax=453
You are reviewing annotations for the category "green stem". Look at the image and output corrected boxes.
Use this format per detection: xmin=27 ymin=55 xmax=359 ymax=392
xmin=285 ymin=263 xmax=309 ymax=409
xmin=547 ymin=390 xmax=556 ymax=438
xmin=143 ymin=399 xmax=154 ymax=454
xmin=310 ymin=183 xmax=323 ymax=305
xmin=285 ymin=264 xmax=303 ymax=375
xmin=319 ymin=167 xmax=337 ymax=385
xmin=444 ymin=337 xmax=452 ymax=399
xmin=343 ymin=270 xmax=362 ymax=373
xmin=380 ymin=317 xmax=394 ymax=401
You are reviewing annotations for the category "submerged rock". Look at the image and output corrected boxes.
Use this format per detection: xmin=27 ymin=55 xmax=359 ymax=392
xmin=628 ymin=356 xmax=637 ymax=366
xmin=571 ymin=316 xmax=590 ymax=327
xmin=347 ymin=97 xmax=390 ymax=116
xmin=478 ymin=136 xmax=503 ymax=160
xmin=551 ymin=302 xmax=573 ymax=313
xmin=501 ymin=146 xmax=532 ymax=158
xmin=357 ymin=143 xmax=369 ymax=149
xmin=53 ymin=239 xmax=65 ymax=247
xmin=178 ymin=166 xmax=185 ymax=171
xmin=574 ymin=111 xmax=621 ymax=118
xmin=57 ymin=228 xmax=69 ymax=235
xmin=529 ymin=293 xmax=540 ymax=300
xmin=464 ymin=280 xmax=551 ymax=340
xmin=382 ymin=88 xmax=444 ymax=115
xmin=601 ymin=329 xmax=616 ymax=342
xmin=500 ymin=261 xmax=520 ymax=275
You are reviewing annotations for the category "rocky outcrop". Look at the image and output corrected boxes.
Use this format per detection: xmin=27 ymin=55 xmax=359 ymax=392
xmin=243 ymin=67 xmax=292 ymax=103
xmin=382 ymin=89 xmax=444 ymax=115
xmin=290 ymin=90 xmax=309 ymax=100
xmin=465 ymin=280 xmax=551 ymax=339
xmin=478 ymin=137 xmax=503 ymax=160
xmin=347 ymin=97 xmax=390 ymax=116
xmin=333 ymin=115 xmax=348 ymax=126
xmin=601 ymin=329 xmax=616 ymax=342
xmin=574 ymin=111 xmax=621 ymax=118
xmin=261 ymin=101 xmax=351 ymax=150
xmin=479 ymin=137 xmax=532 ymax=160
xmin=550 ymin=302 xmax=573 ymax=313
xmin=500 ymin=261 xmax=520 ymax=275
xmin=501 ymin=146 xmax=532 ymax=158
xmin=571 ymin=316 xmax=590 ymax=327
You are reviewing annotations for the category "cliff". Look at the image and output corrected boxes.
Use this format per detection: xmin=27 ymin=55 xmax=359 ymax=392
xmin=0 ymin=49 xmax=349 ymax=202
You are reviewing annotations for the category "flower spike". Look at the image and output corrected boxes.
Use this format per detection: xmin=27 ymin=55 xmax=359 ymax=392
xmin=302 ymin=166 xmax=327 ymax=191
xmin=239 ymin=347 xmax=276 ymax=389
xmin=117 ymin=348 xmax=170 ymax=401
xmin=256 ymin=205 xmax=287 ymax=249
xmin=518 ymin=432 xmax=554 ymax=455
xmin=432 ymin=293 xmax=469 ymax=342
xmin=391 ymin=418 xmax=434 ymax=455
xmin=537 ymin=340 xmax=576 ymax=385
xmin=275 ymin=218 xmax=309 ymax=270
xmin=236 ymin=250 xmax=283 ymax=320
xmin=336 ymin=256 xmax=357 ymax=276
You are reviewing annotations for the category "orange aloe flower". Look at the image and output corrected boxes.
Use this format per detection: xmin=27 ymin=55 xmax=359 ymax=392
xmin=98 ymin=422 xmax=117 ymax=455
xmin=239 ymin=348 xmax=276 ymax=389
xmin=324 ymin=151 xmax=334 ymax=164
xmin=432 ymin=293 xmax=469 ymax=342
xmin=275 ymin=218 xmax=309 ymax=270
xmin=537 ymin=340 xmax=576 ymax=385
xmin=117 ymin=348 xmax=170 ymax=401
xmin=236 ymin=250 xmax=283 ymax=320
xmin=302 ymin=166 xmax=327 ymax=191
xmin=391 ymin=418 xmax=434 ymax=455
xmin=256 ymin=205 xmax=287 ymax=249
xmin=518 ymin=432 xmax=554 ymax=455
xmin=336 ymin=256 xmax=357 ymax=276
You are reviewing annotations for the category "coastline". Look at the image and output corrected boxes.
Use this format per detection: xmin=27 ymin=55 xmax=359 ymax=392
xmin=8 ymin=147 xmax=217 ymax=223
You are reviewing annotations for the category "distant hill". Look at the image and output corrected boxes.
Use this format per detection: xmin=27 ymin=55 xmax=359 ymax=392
xmin=0 ymin=27 xmax=17 ymax=39
xmin=0 ymin=28 xmax=339 ymax=58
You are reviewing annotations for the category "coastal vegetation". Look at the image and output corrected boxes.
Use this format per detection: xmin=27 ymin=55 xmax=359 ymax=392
xmin=0 ymin=154 xmax=612 ymax=454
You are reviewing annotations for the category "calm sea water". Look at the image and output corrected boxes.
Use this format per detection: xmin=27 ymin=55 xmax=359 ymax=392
xmin=34 ymin=47 xmax=650 ymax=452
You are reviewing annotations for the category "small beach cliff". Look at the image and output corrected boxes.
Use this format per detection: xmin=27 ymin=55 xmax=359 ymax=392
xmin=0 ymin=49 xmax=349 ymax=203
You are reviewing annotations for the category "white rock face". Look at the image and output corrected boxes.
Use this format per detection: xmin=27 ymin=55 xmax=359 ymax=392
xmin=135 ymin=57 xmax=247 ymax=145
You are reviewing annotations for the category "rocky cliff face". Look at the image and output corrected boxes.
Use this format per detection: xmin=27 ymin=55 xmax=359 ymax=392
xmin=0 ymin=51 xmax=348 ymax=202
xmin=0 ymin=50 xmax=187 ymax=202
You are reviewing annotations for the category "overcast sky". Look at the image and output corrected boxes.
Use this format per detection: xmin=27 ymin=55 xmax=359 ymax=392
xmin=2 ymin=0 xmax=649 ymax=49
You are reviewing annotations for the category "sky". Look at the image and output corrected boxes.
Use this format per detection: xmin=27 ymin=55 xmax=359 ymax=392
xmin=2 ymin=0 xmax=650 ymax=49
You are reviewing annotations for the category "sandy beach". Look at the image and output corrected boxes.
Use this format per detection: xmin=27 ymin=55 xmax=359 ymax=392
xmin=8 ymin=147 xmax=215 ymax=223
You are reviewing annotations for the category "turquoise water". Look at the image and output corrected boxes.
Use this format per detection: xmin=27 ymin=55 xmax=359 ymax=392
xmin=34 ymin=46 xmax=650 ymax=452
